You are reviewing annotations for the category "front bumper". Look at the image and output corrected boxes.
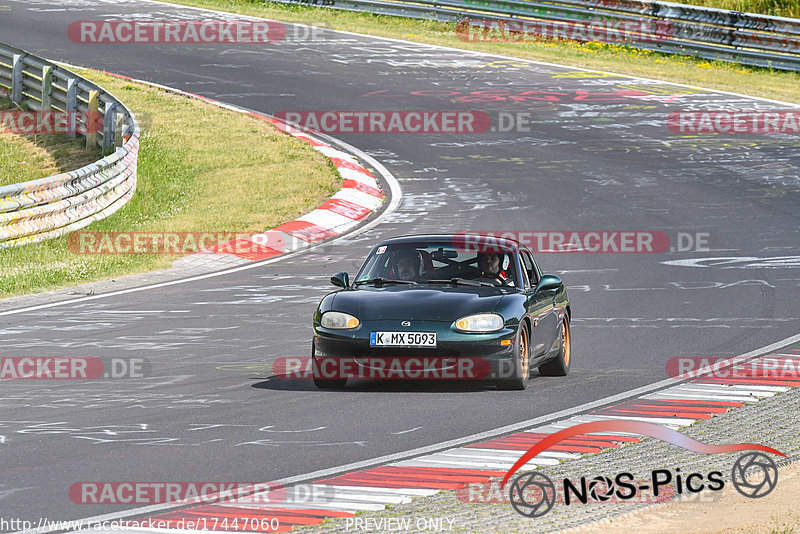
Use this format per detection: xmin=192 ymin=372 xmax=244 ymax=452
xmin=313 ymin=320 xmax=519 ymax=380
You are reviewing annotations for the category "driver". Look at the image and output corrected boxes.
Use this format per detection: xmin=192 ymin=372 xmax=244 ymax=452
xmin=477 ymin=252 xmax=508 ymax=284
xmin=392 ymin=249 xmax=421 ymax=281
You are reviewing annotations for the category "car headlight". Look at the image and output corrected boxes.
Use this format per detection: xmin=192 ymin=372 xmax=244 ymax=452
xmin=320 ymin=311 xmax=360 ymax=329
xmin=454 ymin=313 xmax=504 ymax=333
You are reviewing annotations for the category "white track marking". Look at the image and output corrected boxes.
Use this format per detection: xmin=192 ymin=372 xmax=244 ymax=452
xmin=0 ymin=144 xmax=401 ymax=319
xmin=465 ymin=448 xmax=581 ymax=460
xmin=643 ymin=391 xmax=760 ymax=403
xmin=9 ymin=0 xmax=800 ymax=531
xmin=317 ymin=485 xmax=440 ymax=497
xmin=139 ymin=0 xmax=800 ymax=110
xmin=27 ymin=331 xmax=799 ymax=533
xmin=666 ymin=384 xmax=782 ymax=397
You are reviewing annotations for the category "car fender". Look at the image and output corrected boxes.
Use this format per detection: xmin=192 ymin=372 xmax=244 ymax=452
xmin=491 ymin=294 xmax=526 ymax=329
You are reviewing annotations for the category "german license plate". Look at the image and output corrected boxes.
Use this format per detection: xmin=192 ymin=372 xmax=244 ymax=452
xmin=370 ymin=331 xmax=437 ymax=347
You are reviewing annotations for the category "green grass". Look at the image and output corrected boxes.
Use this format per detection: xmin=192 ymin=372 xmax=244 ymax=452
xmin=678 ymin=0 xmax=799 ymax=18
xmin=0 ymin=132 xmax=60 ymax=187
xmin=3 ymin=0 xmax=798 ymax=297
xmin=0 ymin=70 xmax=342 ymax=297
xmin=0 ymin=96 xmax=102 ymax=186
xmin=163 ymin=0 xmax=800 ymax=106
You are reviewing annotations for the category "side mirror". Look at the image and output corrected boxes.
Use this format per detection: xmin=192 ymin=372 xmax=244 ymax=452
xmin=330 ymin=272 xmax=350 ymax=288
xmin=535 ymin=274 xmax=562 ymax=293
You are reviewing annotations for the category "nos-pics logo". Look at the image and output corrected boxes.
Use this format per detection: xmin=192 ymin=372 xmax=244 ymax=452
xmin=502 ymin=421 xmax=783 ymax=518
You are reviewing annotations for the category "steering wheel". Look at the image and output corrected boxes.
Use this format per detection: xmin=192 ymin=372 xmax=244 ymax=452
xmin=476 ymin=274 xmax=506 ymax=286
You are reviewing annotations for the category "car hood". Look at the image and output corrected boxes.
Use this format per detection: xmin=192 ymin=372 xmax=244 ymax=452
xmin=330 ymin=285 xmax=510 ymax=321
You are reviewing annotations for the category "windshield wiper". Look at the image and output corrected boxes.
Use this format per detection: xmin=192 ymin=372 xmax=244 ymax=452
xmin=354 ymin=277 xmax=417 ymax=286
xmin=426 ymin=278 xmax=495 ymax=287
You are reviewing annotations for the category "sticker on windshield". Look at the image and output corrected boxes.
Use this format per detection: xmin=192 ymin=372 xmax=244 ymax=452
xmin=376 ymin=246 xmax=387 ymax=254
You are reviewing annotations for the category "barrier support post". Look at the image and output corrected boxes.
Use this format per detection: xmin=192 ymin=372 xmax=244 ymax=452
xmin=66 ymin=78 xmax=77 ymax=139
xmin=40 ymin=65 xmax=52 ymax=112
xmin=102 ymin=101 xmax=116 ymax=154
xmin=86 ymin=89 xmax=98 ymax=149
xmin=114 ymin=113 xmax=124 ymax=148
xmin=11 ymin=53 xmax=23 ymax=105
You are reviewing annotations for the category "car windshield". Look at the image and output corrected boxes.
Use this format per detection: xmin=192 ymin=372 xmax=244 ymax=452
xmin=355 ymin=241 xmax=518 ymax=287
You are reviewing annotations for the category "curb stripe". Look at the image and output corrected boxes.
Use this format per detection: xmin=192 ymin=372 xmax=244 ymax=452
xmin=271 ymin=221 xmax=339 ymax=243
xmin=317 ymin=198 xmax=374 ymax=220
xmin=84 ymin=78 xmax=386 ymax=266
xmin=69 ymin=347 xmax=800 ymax=533
xmin=342 ymin=179 xmax=384 ymax=198
xmin=643 ymin=398 xmax=744 ymax=407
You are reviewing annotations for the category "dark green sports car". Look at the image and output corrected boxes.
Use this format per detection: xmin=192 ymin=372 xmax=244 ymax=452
xmin=311 ymin=234 xmax=571 ymax=390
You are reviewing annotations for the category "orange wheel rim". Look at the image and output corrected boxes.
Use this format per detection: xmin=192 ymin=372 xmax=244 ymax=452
xmin=562 ymin=319 xmax=571 ymax=367
xmin=521 ymin=327 xmax=529 ymax=375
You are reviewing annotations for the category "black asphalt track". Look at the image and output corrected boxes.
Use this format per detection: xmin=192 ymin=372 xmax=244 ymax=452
xmin=1 ymin=0 xmax=799 ymax=524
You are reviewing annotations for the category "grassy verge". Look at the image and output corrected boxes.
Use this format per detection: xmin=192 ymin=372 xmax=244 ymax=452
xmin=0 ymin=70 xmax=342 ymax=297
xmin=0 ymin=96 xmax=101 ymax=186
xmin=677 ymin=0 xmax=798 ymax=18
xmin=166 ymin=0 xmax=800 ymax=105
xmin=3 ymin=0 xmax=797 ymax=297
xmin=0 ymin=133 xmax=62 ymax=187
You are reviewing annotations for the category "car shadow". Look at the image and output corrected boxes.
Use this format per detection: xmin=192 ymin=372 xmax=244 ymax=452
xmin=253 ymin=375 xmax=505 ymax=392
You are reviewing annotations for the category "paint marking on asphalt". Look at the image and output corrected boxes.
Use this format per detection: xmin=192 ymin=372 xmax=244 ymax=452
xmin=0 ymin=140 xmax=401 ymax=319
xmin=22 ymin=337 xmax=800 ymax=534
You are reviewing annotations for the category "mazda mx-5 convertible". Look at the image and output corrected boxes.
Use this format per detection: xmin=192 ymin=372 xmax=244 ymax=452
xmin=311 ymin=235 xmax=571 ymax=390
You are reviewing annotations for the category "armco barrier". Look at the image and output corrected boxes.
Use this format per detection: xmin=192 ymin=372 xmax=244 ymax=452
xmin=0 ymin=43 xmax=139 ymax=249
xmin=271 ymin=0 xmax=800 ymax=70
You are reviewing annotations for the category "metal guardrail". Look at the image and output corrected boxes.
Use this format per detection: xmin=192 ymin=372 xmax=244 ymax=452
xmin=0 ymin=43 xmax=139 ymax=249
xmin=271 ymin=0 xmax=800 ymax=70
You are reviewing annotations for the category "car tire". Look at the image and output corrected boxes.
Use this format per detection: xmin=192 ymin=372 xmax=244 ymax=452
xmin=538 ymin=317 xmax=571 ymax=377
xmin=497 ymin=323 xmax=530 ymax=390
xmin=311 ymin=342 xmax=347 ymax=389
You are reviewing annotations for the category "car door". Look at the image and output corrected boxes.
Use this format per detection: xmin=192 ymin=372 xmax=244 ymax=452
xmin=522 ymin=251 xmax=559 ymax=358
